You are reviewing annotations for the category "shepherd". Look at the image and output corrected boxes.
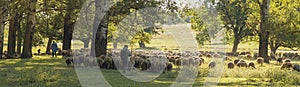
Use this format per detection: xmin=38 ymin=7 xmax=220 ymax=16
xmin=51 ymin=41 xmax=58 ymax=57
xmin=120 ymin=45 xmax=131 ymax=73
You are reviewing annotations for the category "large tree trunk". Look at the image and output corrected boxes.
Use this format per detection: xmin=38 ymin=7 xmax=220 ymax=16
xmin=63 ymin=0 xmax=74 ymax=50
xmin=232 ymin=37 xmax=240 ymax=53
xmin=0 ymin=1 xmax=8 ymax=59
xmin=46 ymin=37 xmax=53 ymax=54
xmin=258 ymin=0 xmax=270 ymax=63
xmin=7 ymin=13 xmax=20 ymax=58
xmin=95 ymin=14 xmax=109 ymax=57
xmin=91 ymin=0 xmax=109 ymax=57
xmin=21 ymin=0 xmax=37 ymax=58
xmin=16 ymin=29 xmax=22 ymax=55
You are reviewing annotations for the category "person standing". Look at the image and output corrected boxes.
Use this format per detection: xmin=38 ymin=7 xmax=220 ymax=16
xmin=120 ymin=45 xmax=131 ymax=73
xmin=51 ymin=41 xmax=58 ymax=57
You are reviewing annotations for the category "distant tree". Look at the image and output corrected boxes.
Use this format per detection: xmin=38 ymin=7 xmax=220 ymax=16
xmin=268 ymin=0 xmax=300 ymax=53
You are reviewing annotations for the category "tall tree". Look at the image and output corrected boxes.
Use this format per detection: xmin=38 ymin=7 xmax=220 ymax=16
xmin=7 ymin=0 xmax=26 ymax=58
xmin=63 ymin=0 xmax=74 ymax=50
xmin=216 ymin=0 xmax=253 ymax=53
xmin=257 ymin=0 xmax=270 ymax=63
xmin=268 ymin=0 xmax=300 ymax=53
xmin=0 ymin=0 xmax=9 ymax=59
xmin=21 ymin=0 xmax=37 ymax=58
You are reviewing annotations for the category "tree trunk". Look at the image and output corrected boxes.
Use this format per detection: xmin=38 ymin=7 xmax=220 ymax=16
xmin=63 ymin=0 xmax=74 ymax=50
xmin=95 ymin=14 xmax=109 ymax=57
xmin=258 ymin=0 xmax=270 ymax=63
xmin=21 ymin=0 xmax=37 ymax=58
xmin=92 ymin=0 xmax=109 ymax=57
xmin=7 ymin=13 xmax=20 ymax=58
xmin=0 ymin=2 xmax=8 ymax=59
xmin=46 ymin=37 xmax=53 ymax=54
xmin=232 ymin=37 xmax=240 ymax=53
xmin=16 ymin=29 xmax=22 ymax=55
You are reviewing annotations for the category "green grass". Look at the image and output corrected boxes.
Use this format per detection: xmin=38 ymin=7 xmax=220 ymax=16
xmin=1 ymin=56 xmax=300 ymax=87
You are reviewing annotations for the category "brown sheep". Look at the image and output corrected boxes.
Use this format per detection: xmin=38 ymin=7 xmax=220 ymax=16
xmin=283 ymin=59 xmax=291 ymax=63
xmin=227 ymin=62 xmax=234 ymax=69
xmin=188 ymin=58 xmax=195 ymax=66
xmin=233 ymin=59 xmax=240 ymax=65
xmin=237 ymin=62 xmax=247 ymax=68
xmin=175 ymin=59 xmax=182 ymax=66
xmin=182 ymin=58 xmax=189 ymax=66
xmin=200 ymin=57 xmax=205 ymax=64
xmin=224 ymin=56 xmax=230 ymax=61
xmin=256 ymin=57 xmax=264 ymax=66
xmin=208 ymin=61 xmax=216 ymax=68
xmin=280 ymin=62 xmax=293 ymax=69
xmin=276 ymin=58 xmax=283 ymax=63
xmin=248 ymin=62 xmax=256 ymax=69
xmin=293 ymin=64 xmax=300 ymax=72
xmin=164 ymin=62 xmax=173 ymax=73
xmin=66 ymin=58 xmax=73 ymax=66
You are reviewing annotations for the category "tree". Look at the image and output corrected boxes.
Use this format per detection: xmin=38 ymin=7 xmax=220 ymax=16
xmin=251 ymin=0 xmax=271 ymax=63
xmin=268 ymin=0 xmax=300 ymax=53
xmin=215 ymin=0 xmax=254 ymax=53
xmin=0 ymin=0 xmax=9 ymax=59
xmin=21 ymin=0 xmax=37 ymax=58
xmin=7 ymin=0 xmax=26 ymax=58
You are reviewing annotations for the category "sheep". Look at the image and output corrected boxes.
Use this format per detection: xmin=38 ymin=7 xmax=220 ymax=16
xmin=182 ymin=58 xmax=189 ymax=66
xmin=227 ymin=62 xmax=234 ymax=69
xmin=246 ymin=54 xmax=252 ymax=59
xmin=188 ymin=58 xmax=195 ymax=66
xmin=293 ymin=64 xmax=300 ymax=72
xmin=224 ymin=56 xmax=230 ymax=61
xmin=276 ymin=58 xmax=283 ymax=63
xmin=175 ymin=59 xmax=182 ymax=66
xmin=66 ymin=57 xmax=73 ymax=66
xmin=280 ymin=62 xmax=293 ymax=69
xmin=208 ymin=61 xmax=216 ymax=68
xmin=164 ymin=62 xmax=173 ymax=73
xmin=200 ymin=57 xmax=205 ymax=64
xmin=248 ymin=62 xmax=256 ymax=69
xmin=141 ymin=59 xmax=151 ymax=71
xmin=283 ymin=59 xmax=291 ymax=63
xmin=194 ymin=59 xmax=201 ymax=66
xmin=233 ymin=59 xmax=240 ymax=65
xmin=237 ymin=61 xmax=247 ymax=68
xmin=256 ymin=57 xmax=264 ymax=66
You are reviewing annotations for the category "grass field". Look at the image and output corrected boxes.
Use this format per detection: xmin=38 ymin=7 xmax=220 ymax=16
xmin=1 ymin=24 xmax=300 ymax=87
xmin=1 ymin=56 xmax=300 ymax=87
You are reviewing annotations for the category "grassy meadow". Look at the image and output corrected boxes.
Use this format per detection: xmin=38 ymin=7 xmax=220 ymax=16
xmin=1 ymin=56 xmax=300 ymax=87
xmin=1 ymin=24 xmax=300 ymax=87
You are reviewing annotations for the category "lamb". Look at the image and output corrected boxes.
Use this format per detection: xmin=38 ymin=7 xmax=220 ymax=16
xmin=276 ymin=58 xmax=283 ymax=63
xmin=283 ymin=59 xmax=291 ymax=63
xmin=280 ymin=62 xmax=293 ymax=69
xmin=227 ymin=62 xmax=234 ymax=69
xmin=248 ymin=62 xmax=256 ymax=69
xmin=233 ymin=59 xmax=240 ymax=65
xmin=237 ymin=61 xmax=247 ymax=68
xmin=164 ymin=62 xmax=173 ymax=73
xmin=66 ymin=58 xmax=73 ymax=66
xmin=208 ymin=61 xmax=216 ymax=68
xmin=256 ymin=57 xmax=264 ymax=66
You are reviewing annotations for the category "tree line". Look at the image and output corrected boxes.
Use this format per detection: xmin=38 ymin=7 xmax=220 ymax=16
xmin=0 ymin=0 xmax=299 ymax=64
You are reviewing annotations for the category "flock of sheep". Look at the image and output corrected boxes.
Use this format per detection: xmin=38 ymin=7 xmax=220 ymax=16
xmin=60 ymin=48 xmax=300 ymax=73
